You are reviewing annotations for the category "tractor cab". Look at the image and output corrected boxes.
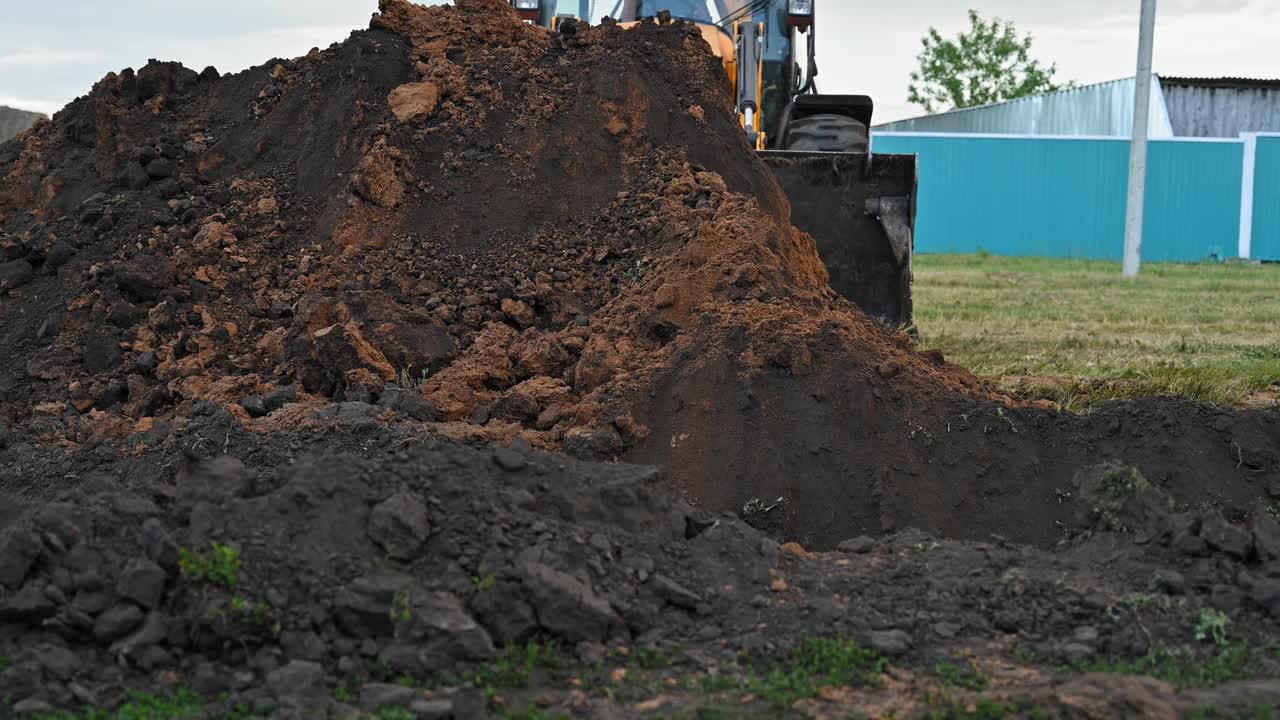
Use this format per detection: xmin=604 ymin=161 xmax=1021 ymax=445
xmin=614 ymin=0 xmax=717 ymax=24
xmin=514 ymin=0 xmax=816 ymax=151
xmin=515 ymin=1 xmax=727 ymax=26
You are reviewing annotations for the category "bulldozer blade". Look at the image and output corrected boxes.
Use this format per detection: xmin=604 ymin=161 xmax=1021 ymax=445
xmin=759 ymin=151 xmax=918 ymax=329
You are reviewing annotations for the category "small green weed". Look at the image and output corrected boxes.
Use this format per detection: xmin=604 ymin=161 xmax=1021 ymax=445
xmin=1100 ymin=467 xmax=1141 ymax=498
xmin=390 ymin=589 xmax=413 ymax=637
xmin=473 ymin=642 xmax=562 ymax=692
xmin=396 ymin=367 xmax=429 ymax=390
xmin=1089 ymin=466 xmax=1151 ymax=532
xmin=1194 ymin=609 xmax=1231 ymax=648
xmin=744 ymin=637 xmax=888 ymax=705
xmin=229 ymin=595 xmax=273 ymax=626
xmin=333 ymin=680 xmax=356 ymax=703
xmin=933 ymin=661 xmax=990 ymax=691
xmin=629 ymin=647 xmax=671 ymax=670
xmin=1075 ymin=642 xmax=1270 ymax=689
xmin=1116 ymin=593 xmax=1162 ymax=608
xmin=178 ymin=543 xmax=241 ymax=589
xmin=695 ymin=673 xmax=741 ymax=693
xmin=369 ymin=707 xmax=415 ymax=720
xmin=32 ymin=688 xmax=207 ymax=719
xmin=1104 ymin=592 xmax=1177 ymax=621
xmin=0 ymin=655 xmax=9 ymax=671
xmin=131 ymin=688 xmax=207 ymax=719
xmin=471 ymin=569 xmax=497 ymax=593
xmin=925 ymin=697 xmax=1048 ymax=720
xmin=623 ymin=259 xmax=647 ymax=283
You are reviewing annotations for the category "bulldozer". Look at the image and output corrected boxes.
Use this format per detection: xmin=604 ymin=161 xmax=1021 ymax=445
xmin=510 ymin=0 xmax=917 ymax=327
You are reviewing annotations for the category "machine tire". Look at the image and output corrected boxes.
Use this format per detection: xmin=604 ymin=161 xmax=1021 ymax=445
xmin=782 ymin=114 xmax=869 ymax=153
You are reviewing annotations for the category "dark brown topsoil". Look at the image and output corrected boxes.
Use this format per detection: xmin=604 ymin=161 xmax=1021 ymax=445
xmin=1 ymin=1 xmax=1279 ymax=716
xmin=2 ymin=410 xmax=1280 ymax=719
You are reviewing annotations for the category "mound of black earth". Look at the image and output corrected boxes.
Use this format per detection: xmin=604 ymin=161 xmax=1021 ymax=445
xmin=3 ymin=408 xmax=1280 ymax=718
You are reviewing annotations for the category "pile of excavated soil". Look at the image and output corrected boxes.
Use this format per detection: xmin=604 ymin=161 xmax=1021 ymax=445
xmin=2 ymin=0 xmax=1275 ymax=550
xmin=2 ymin=411 xmax=1280 ymax=718
xmin=3 ymin=1 xmax=1280 ymax=717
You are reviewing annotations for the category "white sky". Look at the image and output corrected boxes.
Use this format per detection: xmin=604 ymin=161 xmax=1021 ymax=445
xmin=821 ymin=0 xmax=1280 ymax=123
xmin=1 ymin=1 xmax=1277 ymax=123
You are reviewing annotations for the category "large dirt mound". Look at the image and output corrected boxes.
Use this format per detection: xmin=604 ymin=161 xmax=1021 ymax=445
xmin=1 ymin=0 xmax=1277 ymax=553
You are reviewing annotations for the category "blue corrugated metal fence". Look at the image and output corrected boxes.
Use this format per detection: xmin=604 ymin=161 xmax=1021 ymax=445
xmin=1145 ymin=140 xmax=1243 ymax=261
xmin=874 ymin=132 xmax=1274 ymax=262
xmin=1252 ymin=135 xmax=1280 ymax=261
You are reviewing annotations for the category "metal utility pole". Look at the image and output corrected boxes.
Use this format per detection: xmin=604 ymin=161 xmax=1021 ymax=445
xmin=1123 ymin=0 xmax=1157 ymax=277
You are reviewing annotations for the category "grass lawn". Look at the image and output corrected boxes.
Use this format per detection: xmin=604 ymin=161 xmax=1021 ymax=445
xmin=913 ymin=254 xmax=1280 ymax=409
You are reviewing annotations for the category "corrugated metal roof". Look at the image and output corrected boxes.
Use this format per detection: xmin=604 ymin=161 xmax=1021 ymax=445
xmin=873 ymin=76 xmax=1173 ymax=138
xmin=1160 ymin=76 xmax=1280 ymax=89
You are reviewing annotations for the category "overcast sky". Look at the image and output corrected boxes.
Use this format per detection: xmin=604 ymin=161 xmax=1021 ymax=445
xmin=2 ymin=1 xmax=1277 ymax=123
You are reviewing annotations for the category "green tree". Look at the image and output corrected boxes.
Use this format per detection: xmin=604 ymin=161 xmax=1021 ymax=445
xmin=908 ymin=10 xmax=1068 ymax=114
